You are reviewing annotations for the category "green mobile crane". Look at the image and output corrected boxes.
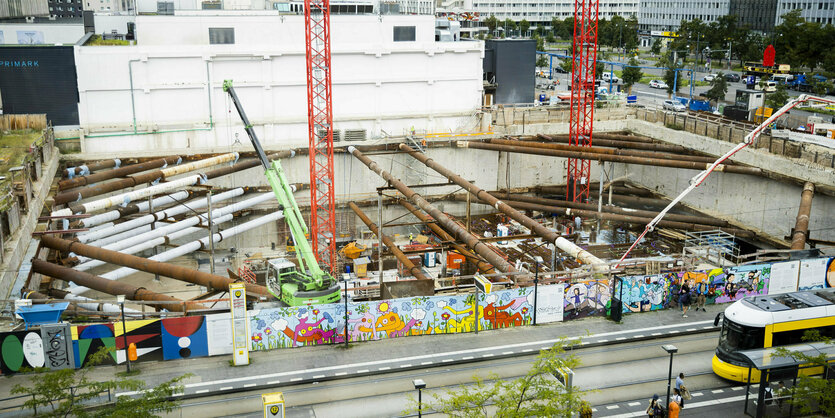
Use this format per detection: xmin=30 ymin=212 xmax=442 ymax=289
xmin=223 ymin=80 xmax=340 ymax=306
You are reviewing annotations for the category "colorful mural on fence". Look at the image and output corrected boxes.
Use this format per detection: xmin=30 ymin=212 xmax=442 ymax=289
xmin=1 ymin=259 xmax=831 ymax=375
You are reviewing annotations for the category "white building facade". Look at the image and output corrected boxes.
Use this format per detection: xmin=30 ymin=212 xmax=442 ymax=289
xmin=775 ymin=0 xmax=835 ymax=25
xmin=74 ymin=12 xmax=484 ymax=154
xmin=637 ymin=0 xmax=731 ymax=32
xmin=469 ymin=0 xmax=638 ymax=27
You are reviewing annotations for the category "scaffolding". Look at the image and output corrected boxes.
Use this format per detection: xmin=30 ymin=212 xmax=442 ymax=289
xmin=682 ymin=230 xmax=740 ymax=267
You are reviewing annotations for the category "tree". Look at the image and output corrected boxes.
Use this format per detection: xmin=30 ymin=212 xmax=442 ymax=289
xmin=651 ymin=38 xmax=662 ymax=55
xmin=519 ymin=19 xmax=531 ymax=38
xmin=11 ymin=348 xmax=189 ymax=417
xmin=484 ymin=15 xmax=499 ymax=36
xmin=546 ymin=33 xmax=557 ymax=44
xmin=766 ymin=84 xmax=790 ymax=108
xmin=622 ymin=57 xmax=643 ymax=93
xmin=595 ymin=61 xmax=605 ymax=79
xmin=774 ymin=331 xmax=835 ymax=416
xmin=811 ymin=77 xmax=834 ymax=96
xmin=704 ymin=72 xmax=729 ymax=104
xmin=503 ymin=19 xmax=516 ymax=38
xmin=404 ymin=340 xmax=587 ymax=417
xmin=660 ymin=52 xmax=680 ymax=95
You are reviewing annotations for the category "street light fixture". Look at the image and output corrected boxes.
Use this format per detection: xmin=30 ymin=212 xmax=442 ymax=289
xmin=117 ymin=295 xmax=131 ymax=373
xmin=413 ymin=379 xmax=427 ymax=418
xmin=662 ymin=344 xmax=678 ymax=411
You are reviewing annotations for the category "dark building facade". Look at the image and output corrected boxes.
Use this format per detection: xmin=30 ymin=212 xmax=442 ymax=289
xmin=729 ymin=0 xmax=778 ymax=32
xmin=48 ymin=0 xmax=83 ymax=19
xmin=483 ymin=39 xmax=536 ymax=104
xmin=0 ymin=46 xmax=80 ymax=126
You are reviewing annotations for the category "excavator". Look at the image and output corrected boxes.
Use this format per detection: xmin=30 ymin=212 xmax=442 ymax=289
xmin=223 ymin=80 xmax=341 ymax=306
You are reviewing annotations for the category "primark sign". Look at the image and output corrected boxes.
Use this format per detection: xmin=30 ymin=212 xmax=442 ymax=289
xmin=0 ymin=59 xmax=40 ymax=69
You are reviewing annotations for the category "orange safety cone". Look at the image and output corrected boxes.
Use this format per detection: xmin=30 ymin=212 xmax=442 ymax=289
xmin=128 ymin=342 xmax=138 ymax=362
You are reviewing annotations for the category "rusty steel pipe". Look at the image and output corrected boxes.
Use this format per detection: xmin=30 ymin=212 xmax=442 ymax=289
xmin=348 ymin=202 xmax=431 ymax=281
xmin=31 ymin=259 xmax=199 ymax=312
xmin=541 ymin=132 xmax=658 ymax=143
xmin=537 ymin=184 xmax=655 ymax=197
xmin=461 ymin=141 xmax=762 ymax=176
xmin=39 ymin=236 xmax=270 ymax=297
xmin=492 ymin=138 xmax=722 ymax=164
xmin=64 ymin=159 xmax=119 ymax=178
xmin=538 ymin=134 xmax=692 ymax=153
xmin=462 ymin=196 xmax=754 ymax=237
xmin=347 ymin=146 xmax=516 ymax=274
xmin=398 ymin=199 xmax=496 ymax=275
xmin=490 ymin=192 xmax=730 ymax=227
xmin=58 ymin=156 xmax=183 ymax=191
xmin=791 ymin=182 xmax=816 ymax=250
xmin=398 ymin=144 xmax=606 ymax=269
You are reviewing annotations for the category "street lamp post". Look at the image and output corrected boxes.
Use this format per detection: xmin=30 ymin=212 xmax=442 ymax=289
xmin=343 ymin=280 xmax=349 ymax=348
xmin=533 ymin=255 xmax=543 ymax=325
xmin=662 ymin=344 xmax=678 ymax=411
xmin=117 ymin=295 xmax=131 ymax=373
xmin=413 ymin=379 xmax=426 ymax=417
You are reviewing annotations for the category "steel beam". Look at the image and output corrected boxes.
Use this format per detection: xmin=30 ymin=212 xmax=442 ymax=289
xmin=791 ymin=182 xmax=815 ymax=250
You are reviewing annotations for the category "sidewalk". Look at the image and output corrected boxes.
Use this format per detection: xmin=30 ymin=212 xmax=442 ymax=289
xmin=0 ymin=302 xmax=725 ymax=404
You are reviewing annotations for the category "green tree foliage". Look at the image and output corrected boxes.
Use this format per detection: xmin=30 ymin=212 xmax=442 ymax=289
xmin=597 ymin=15 xmax=638 ymax=51
xmin=704 ymin=72 xmax=729 ymax=104
xmin=621 ymin=57 xmax=643 ymax=93
xmin=519 ymin=19 xmax=531 ymax=37
xmin=405 ymin=340 xmax=587 ymax=417
xmin=484 ymin=15 xmax=499 ymax=36
xmin=773 ymin=331 xmax=835 ymax=416
xmin=551 ymin=17 xmax=574 ymax=40
xmin=765 ymin=84 xmax=790 ymax=108
xmin=595 ymin=62 xmax=605 ymax=79
xmin=811 ymin=78 xmax=834 ymax=96
xmin=11 ymin=348 xmax=189 ymax=418
xmin=546 ymin=33 xmax=557 ymax=44
xmin=503 ymin=19 xmax=516 ymax=37
xmin=660 ymin=53 xmax=680 ymax=95
xmin=774 ymin=10 xmax=835 ymax=71
xmin=651 ymin=38 xmax=662 ymax=55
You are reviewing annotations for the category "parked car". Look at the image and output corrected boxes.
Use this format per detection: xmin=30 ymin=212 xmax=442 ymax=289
xmin=755 ymin=80 xmax=778 ymax=92
xmin=724 ymin=73 xmax=740 ymax=82
xmin=649 ymin=79 xmax=668 ymax=89
xmin=663 ymin=99 xmax=687 ymax=112
xmin=703 ymin=73 xmax=719 ymax=82
xmin=602 ymin=72 xmax=620 ymax=83
xmin=552 ymin=66 xmax=568 ymax=74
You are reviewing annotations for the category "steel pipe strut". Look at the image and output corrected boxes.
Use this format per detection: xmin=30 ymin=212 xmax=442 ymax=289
xmin=397 ymin=144 xmax=606 ymax=270
xmin=348 ymin=202 xmax=431 ymax=281
xmin=791 ymin=182 xmax=815 ymax=250
xmin=346 ymin=146 xmax=516 ymax=274
xmin=398 ymin=199 xmax=496 ymax=275
xmin=79 ymin=191 xmax=190 ymax=228
xmin=58 ymin=156 xmax=182 ymax=191
xmin=460 ymin=141 xmax=762 ymax=176
xmin=493 ymin=139 xmax=722 ymax=164
xmin=538 ymin=134 xmax=691 ymax=153
xmin=38 ymin=288 xmax=141 ymax=314
xmin=74 ymin=226 xmax=204 ymax=271
xmin=39 ymin=236 xmax=270 ymax=297
xmin=31 ymin=260 xmax=200 ymax=312
xmin=64 ymin=159 xmax=119 ymax=178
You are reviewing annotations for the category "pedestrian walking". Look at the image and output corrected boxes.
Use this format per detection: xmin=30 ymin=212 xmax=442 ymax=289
xmin=673 ymin=388 xmax=683 ymax=408
xmin=668 ymin=398 xmax=681 ymax=418
xmin=646 ymin=394 xmax=664 ymax=417
xmin=695 ymin=280 xmax=707 ymax=311
xmin=676 ymin=373 xmax=692 ymax=402
xmin=679 ymin=281 xmax=691 ymax=317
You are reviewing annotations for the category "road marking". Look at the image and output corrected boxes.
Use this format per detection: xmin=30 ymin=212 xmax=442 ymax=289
xmin=692 ymin=392 xmax=704 ymax=397
xmin=482 ymin=354 xmax=494 ymax=358
xmin=220 ymin=386 xmax=233 ymax=391
xmin=669 ymin=330 xmax=680 ymax=334
xmin=243 ymin=383 xmax=256 ymax=388
xmin=503 ymin=351 xmax=514 ymax=355
xmin=378 ymin=367 xmax=390 ymax=371
xmin=703 ymin=326 xmax=715 ymax=329
xmin=357 ymin=369 xmax=369 ymax=373
xmin=616 ymin=337 xmax=626 ymax=340
xmin=603 ymin=395 xmax=747 ymax=418
xmin=634 ymin=335 xmax=644 ymax=338
xmin=334 ymin=372 xmax=347 ymax=376
xmin=442 ymin=359 xmax=453 ymax=363
xmin=290 ymin=377 xmax=303 ymax=382
xmin=267 ymin=380 xmax=281 ymax=385
xmin=462 ymin=356 xmax=474 ymax=360
xmin=421 ymin=361 xmax=433 ymax=365
xmin=686 ymin=328 xmax=696 ymax=331
xmin=195 ymin=389 xmax=209 ymax=394
xmin=711 ymin=389 xmax=724 ymax=394
xmin=122 ymin=319 xmax=715 ymax=395
xmin=606 ymin=405 xmax=619 ymax=410
xmin=599 ymin=339 xmax=608 ymax=342
xmin=313 ymin=375 xmax=325 ymax=379
xmin=400 ymin=364 xmax=412 ymax=368
xmin=651 ymin=332 xmax=662 ymax=336
xmin=731 ymin=387 xmax=743 ymax=391
xmin=628 ymin=402 xmax=641 ymax=406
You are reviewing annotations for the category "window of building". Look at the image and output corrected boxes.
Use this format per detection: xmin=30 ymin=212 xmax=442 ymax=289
xmin=393 ymin=26 xmax=416 ymax=42
xmin=209 ymin=28 xmax=235 ymax=44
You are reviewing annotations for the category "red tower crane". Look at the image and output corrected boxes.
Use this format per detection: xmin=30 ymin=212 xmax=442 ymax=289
xmin=304 ymin=0 xmax=337 ymax=273
xmin=566 ymin=0 xmax=600 ymax=203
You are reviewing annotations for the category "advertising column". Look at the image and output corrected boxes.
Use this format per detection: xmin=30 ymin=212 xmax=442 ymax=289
xmin=229 ymin=283 xmax=249 ymax=366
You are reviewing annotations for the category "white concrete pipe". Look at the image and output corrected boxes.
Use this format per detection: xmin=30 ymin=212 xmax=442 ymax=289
xmin=52 ymin=175 xmax=204 ymax=217
xmin=80 ymin=191 xmax=190 ymax=228
xmin=71 ymin=211 xmax=284 ymax=294
xmin=63 ymin=293 xmax=140 ymax=314
xmin=74 ymin=226 xmax=204 ymax=271
xmin=77 ymin=188 xmax=244 ymax=243
xmin=158 ymin=152 xmax=238 ymax=178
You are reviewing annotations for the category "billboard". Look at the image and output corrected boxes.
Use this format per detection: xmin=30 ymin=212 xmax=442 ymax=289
xmin=0 ymin=46 xmax=79 ymax=125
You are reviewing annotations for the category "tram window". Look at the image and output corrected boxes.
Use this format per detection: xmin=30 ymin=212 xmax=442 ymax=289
xmin=719 ymin=318 xmax=765 ymax=351
xmin=772 ymin=328 xmax=808 ymax=347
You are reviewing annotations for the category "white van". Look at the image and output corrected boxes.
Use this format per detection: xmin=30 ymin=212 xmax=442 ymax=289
xmin=771 ymin=74 xmax=793 ymax=85
xmin=755 ymin=80 xmax=777 ymax=92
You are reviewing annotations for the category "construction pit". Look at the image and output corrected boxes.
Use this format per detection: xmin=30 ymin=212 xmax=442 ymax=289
xmin=3 ymin=116 xmax=834 ymax=325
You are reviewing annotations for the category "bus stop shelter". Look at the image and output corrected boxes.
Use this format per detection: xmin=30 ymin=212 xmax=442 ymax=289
xmin=738 ymin=342 xmax=835 ymax=417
